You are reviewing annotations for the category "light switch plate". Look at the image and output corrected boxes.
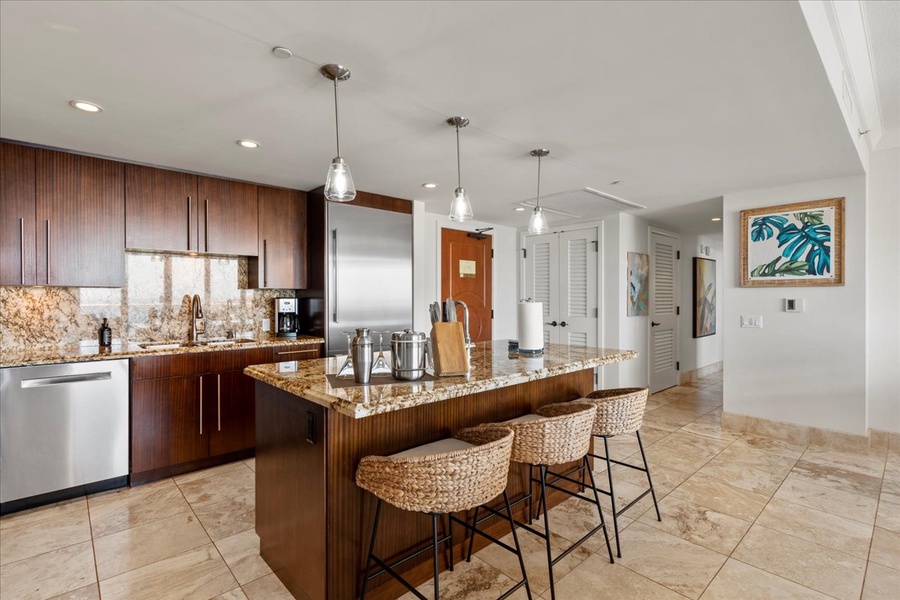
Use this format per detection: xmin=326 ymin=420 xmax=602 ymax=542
xmin=741 ymin=315 xmax=763 ymax=328
xmin=262 ymin=318 xmax=271 ymax=332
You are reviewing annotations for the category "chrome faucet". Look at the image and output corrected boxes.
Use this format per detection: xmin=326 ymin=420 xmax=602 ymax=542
xmin=190 ymin=294 xmax=205 ymax=342
xmin=454 ymin=300 xmax=475 ymax=349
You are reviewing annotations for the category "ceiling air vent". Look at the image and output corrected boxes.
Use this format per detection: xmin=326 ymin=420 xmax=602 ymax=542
xmin=518 ymin=187 xmax=646 ymax=220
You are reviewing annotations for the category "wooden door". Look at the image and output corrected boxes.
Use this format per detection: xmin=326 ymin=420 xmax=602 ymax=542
xmin=440 ymin=228 xmax=492 ymax=342
xmin=198 ymin=176 xmax=258 ymax=256
xmin=250 ymin=186 xmax=307 ymax=289
xmin=125 ymin=164 xmax=198 ymax=252
xmin=524 ymin=232 xmax=560 ymax=346
xmin=208 ymin=370 xmax=256 ymax=456
xmin=131 ymin=375 xmax=208 ymax=473
xmin=650 ymin=231 xmax=679 ymax=392
xmin=35 ymin=149 xmax=125 ymax=287
xmin=0 ymin=143 xmax=36 ymax=285
xmin=557 ymin=228 xmax=598 ymax=347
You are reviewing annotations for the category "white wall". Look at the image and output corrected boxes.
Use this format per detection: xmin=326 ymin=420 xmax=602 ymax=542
xmin=866 ymin=148 xmax=900 ymax=433
xmin=723 ymin=175 xmax=868 ymax=434
xmin=680 ymin=234 xmax=724 ymax=374
xmin=616 ymin=214 xmax=651 ymax=388
xmin=412 ymin=202 xmax=519 ymax=339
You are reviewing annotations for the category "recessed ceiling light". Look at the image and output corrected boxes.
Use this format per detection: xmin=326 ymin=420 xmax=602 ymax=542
xmin=711 ymin=217 xmax=722 ymax=222
xmin=515 ymin=207 xmax=525 ymax=211
xmin=271 ymin=46 xmax=293 ymax=59
xmin=236 ymin=139 xmax=260 ymax=149
xmin=69 ymin=100 xmax=102 ymax=113
xmin=609 ymin=180 xmax=623 ymax=185
xmin=422 ymin=183 xmax=437 ymax=189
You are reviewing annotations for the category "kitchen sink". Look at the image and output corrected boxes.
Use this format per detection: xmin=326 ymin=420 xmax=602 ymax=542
xmin=136 ymin=338 xmax=256 ymax=350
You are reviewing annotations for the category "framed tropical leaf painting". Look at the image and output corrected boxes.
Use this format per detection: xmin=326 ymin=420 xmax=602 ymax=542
xmin=740 ymin=197 xmax=844 ymax=287
xmin=627 ymin=252 xmax=649 ymax=316
xmin=693 ymin=258 xmax=716 ymax=338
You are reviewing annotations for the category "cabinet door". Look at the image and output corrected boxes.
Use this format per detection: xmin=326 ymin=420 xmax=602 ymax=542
xmin=251 ymin=186 xmax=306 ymax=289
xmin=197 ymin=176 xmax=258 ymax=256
xmin=35 ymin=149 xmax=125 ymax=287
xmin=125 ymin=164 xmax=197 ymax=252
xmin=207 ymin=370 xmax=255 ymax=456
xmin=0 ymin=143 xmax=36 ymax=285
xmin=132 ymin=375 xmax=208 ymax=473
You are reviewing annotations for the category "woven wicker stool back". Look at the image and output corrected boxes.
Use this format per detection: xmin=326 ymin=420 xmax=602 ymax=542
xmin=582 ymin=387 xmax=649 ymax=436
xmin=355 ymin=427 xmax=514 ymax=514
xmin=492 ymin=402 xmax=597 ymax=466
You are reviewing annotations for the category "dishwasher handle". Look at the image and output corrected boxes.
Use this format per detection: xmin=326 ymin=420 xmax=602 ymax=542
xmin=20 ymin=372 xmax=112 ymax=388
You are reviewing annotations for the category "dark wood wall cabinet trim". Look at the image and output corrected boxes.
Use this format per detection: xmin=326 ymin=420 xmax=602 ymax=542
xmin=249 ymin=187 xmax=308 ymax=289
xmin=0 ymin=143 xmax=36 ymax=285
xmin=307 ymin=186 xmax=413 ymax=215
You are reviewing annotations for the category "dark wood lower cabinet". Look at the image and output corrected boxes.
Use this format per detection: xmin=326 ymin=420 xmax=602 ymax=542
xmin=131 ymin=346 xmax=321 ymax=484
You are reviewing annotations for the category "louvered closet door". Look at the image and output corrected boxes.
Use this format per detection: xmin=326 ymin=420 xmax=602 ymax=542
xmin=650 ymin=231 xmax=679 ymax=392
xmin=558 ymin=229 xmax=598 ymax=347
xmin=524 ymin=233 xmax=560 ymax=346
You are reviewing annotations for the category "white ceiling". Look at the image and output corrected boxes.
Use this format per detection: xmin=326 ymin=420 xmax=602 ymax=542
xmin=0 ymin=1 xmax=863 ymax=230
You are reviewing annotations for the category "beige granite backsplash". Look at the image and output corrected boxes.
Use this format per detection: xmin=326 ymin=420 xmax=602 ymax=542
xmin=0 ymin=252 xmax=295 ymax=351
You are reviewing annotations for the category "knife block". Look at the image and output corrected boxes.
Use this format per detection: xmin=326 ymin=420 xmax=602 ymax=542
xmin=430 ymin=323 xmax=470 ymax=376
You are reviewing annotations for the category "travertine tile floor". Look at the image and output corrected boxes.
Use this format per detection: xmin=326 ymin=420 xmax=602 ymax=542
xmin=2 ymin=372 xmax=898 ymax=600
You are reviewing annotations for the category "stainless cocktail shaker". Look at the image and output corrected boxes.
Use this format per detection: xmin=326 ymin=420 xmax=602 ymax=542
xmin=351 ymin=328 xmax=374 ymax=384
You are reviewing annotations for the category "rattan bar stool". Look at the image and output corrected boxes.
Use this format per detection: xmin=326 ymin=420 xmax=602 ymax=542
xmin=467 ymin=402 xmax=614 ymax=600
xmin=579 ymin=387 xmax=660 ymax=558
xmin=355 ymin=426 xmax=531 ymax=600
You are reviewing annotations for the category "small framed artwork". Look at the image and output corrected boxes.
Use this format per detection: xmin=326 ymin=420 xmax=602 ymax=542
xmin=693 ymin=257 xmax=716 ymax=338
xmin=740 ymin=197 xmax=844 ymax=287
xmin=627 ymin=252 xmax=649 ymax=316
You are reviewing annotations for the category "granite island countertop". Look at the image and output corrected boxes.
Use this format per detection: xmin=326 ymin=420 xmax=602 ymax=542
xmin=244 ymin=340 xmax=637 ymax=419
xmin=0 ymin=335 xmax=325 ymax=368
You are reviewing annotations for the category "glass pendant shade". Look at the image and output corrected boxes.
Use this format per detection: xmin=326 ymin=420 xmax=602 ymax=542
xmin=528 ymin=206 xmax=548 ymax=234
xmin=449 ymin=187 xmax=473 ymax=222
xmin=324 ymin=157 xmax=356 ymax=202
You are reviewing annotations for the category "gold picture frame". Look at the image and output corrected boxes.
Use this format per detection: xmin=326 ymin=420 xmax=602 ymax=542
xmin=740 ymin=197 xmax=844 ymax=287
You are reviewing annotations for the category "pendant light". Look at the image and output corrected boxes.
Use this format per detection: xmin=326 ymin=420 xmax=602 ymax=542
xmin=321 ymin=64 xmax=356 ymax=202
xmin=528 ymin=149 xmax=550 ymax=234
xmin=447 ymin=116 xmax=473 ymax=222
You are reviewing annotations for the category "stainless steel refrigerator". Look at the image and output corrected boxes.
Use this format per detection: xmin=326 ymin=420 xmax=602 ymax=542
xmin=300 ymin=194 xmax=413 ymax=356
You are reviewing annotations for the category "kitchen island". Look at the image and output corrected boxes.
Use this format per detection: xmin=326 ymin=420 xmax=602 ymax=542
xmin=245 ymin=341 xmax=636 ymax=600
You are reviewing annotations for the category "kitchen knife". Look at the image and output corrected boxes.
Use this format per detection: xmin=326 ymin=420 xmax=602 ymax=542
xmin=444 ymin=298 xmax=457 ymax=322
xmin=430 ymin=302 xmax=441 ymax=324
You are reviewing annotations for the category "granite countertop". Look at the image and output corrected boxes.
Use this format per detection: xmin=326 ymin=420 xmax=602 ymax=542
xmin=245 ymin=340 xmax=637 ymax=419
xmin=0 ymin=335 xmax=325 ymax=368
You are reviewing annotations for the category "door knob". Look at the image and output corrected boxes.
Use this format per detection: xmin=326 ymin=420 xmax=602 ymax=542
xmin=544 ymin=321 xmax=558 ymax=327
xmin=560 ymin=321 xmax=568 ymax=327
xmin=651 ymin=321 xmax=661 ymax=327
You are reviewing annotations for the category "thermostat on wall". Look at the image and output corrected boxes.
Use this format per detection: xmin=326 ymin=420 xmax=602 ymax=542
xmin=784 ymin=298 xmax=804 ymax=312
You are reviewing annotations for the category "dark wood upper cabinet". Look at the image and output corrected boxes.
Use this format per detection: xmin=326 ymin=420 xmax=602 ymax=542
xmin=249 ymin=186 xmax=307 ymax=289
xmin=197 ymin=176 xmax=258 ymax=256
xmin=125 ymin=164 xmax=198 ymax=253
xmin=0 ymin=143 xmax=36 ymax=285
xmin=35 ymin=149 xmax=125 ymax=287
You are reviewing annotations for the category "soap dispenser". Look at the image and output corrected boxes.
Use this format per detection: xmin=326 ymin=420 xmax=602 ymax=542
xmin=99 ymin=318 xmax=112 ymax=347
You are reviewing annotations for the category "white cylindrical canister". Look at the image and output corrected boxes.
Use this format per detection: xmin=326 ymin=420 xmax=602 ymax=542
xmin=517 ymin=300 xmax=544 ymax=352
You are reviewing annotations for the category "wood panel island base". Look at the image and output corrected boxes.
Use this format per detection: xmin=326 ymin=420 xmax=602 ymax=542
xmin=245 ymin=341 xmax=637 ymax=600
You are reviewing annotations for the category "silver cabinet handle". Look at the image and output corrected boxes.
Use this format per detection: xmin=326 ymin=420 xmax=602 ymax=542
xmin=199 ymin=377 xmax=203 ymax=435
xmin=21 ymin=372 xmax=111 ymax=388
xmin=204 ymin=199 xmax=209 ymax=252
xmin=263 ymin=239 xmax=268 ymax=288
xmin=19 ymin=218 xmax=25 ymax=284
xmin=275 ymin=349 xmax=316 ymax=356
xmin=217 ymin=374 xmax=221 ymax=432
xmin=332 ymin=228 xmax=338 ymax=323
xmin=187 ymin=196 xmax=192 ymax=251
xmin=45 ymin=219 xmax=50 ymax=284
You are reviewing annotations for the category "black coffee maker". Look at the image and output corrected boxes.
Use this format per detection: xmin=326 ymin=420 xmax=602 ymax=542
xmin=275 ymin=298 xmax=299 ymax=338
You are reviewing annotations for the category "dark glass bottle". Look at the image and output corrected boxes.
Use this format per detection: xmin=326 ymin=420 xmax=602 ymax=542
xmin=99 ymin=318 xmax=112 ymax=347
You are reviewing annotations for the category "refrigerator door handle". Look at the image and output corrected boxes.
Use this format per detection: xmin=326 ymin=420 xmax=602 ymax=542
xmin=332 ymin=228 xmax=339 ymax=323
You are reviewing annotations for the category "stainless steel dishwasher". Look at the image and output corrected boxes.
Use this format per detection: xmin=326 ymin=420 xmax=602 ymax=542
xmin=1 ymin=359 xmax=129 ymax=513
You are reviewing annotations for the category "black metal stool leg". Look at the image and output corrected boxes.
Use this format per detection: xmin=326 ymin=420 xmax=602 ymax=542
xmin=636 ymin=429 xmax=661 ymax=522
xmin=446 ymin=514 xmax=454 ymax=571
xmin=584 ymin=457 xmax=614 ymax=564
xmin=466 ymin=506 xmax=479 ymax=561
xmin=538 ymin=465 xmax=557 ymax=600
xmin=432 ymin=513 xmax=441 ymax=600
xmin=602 ymin=436 xmax=621 ymax=558
xmin=359 ymin=499 xmax=382 ymax=600
xmin=503 ymin=490 xmax=533 ymax=600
